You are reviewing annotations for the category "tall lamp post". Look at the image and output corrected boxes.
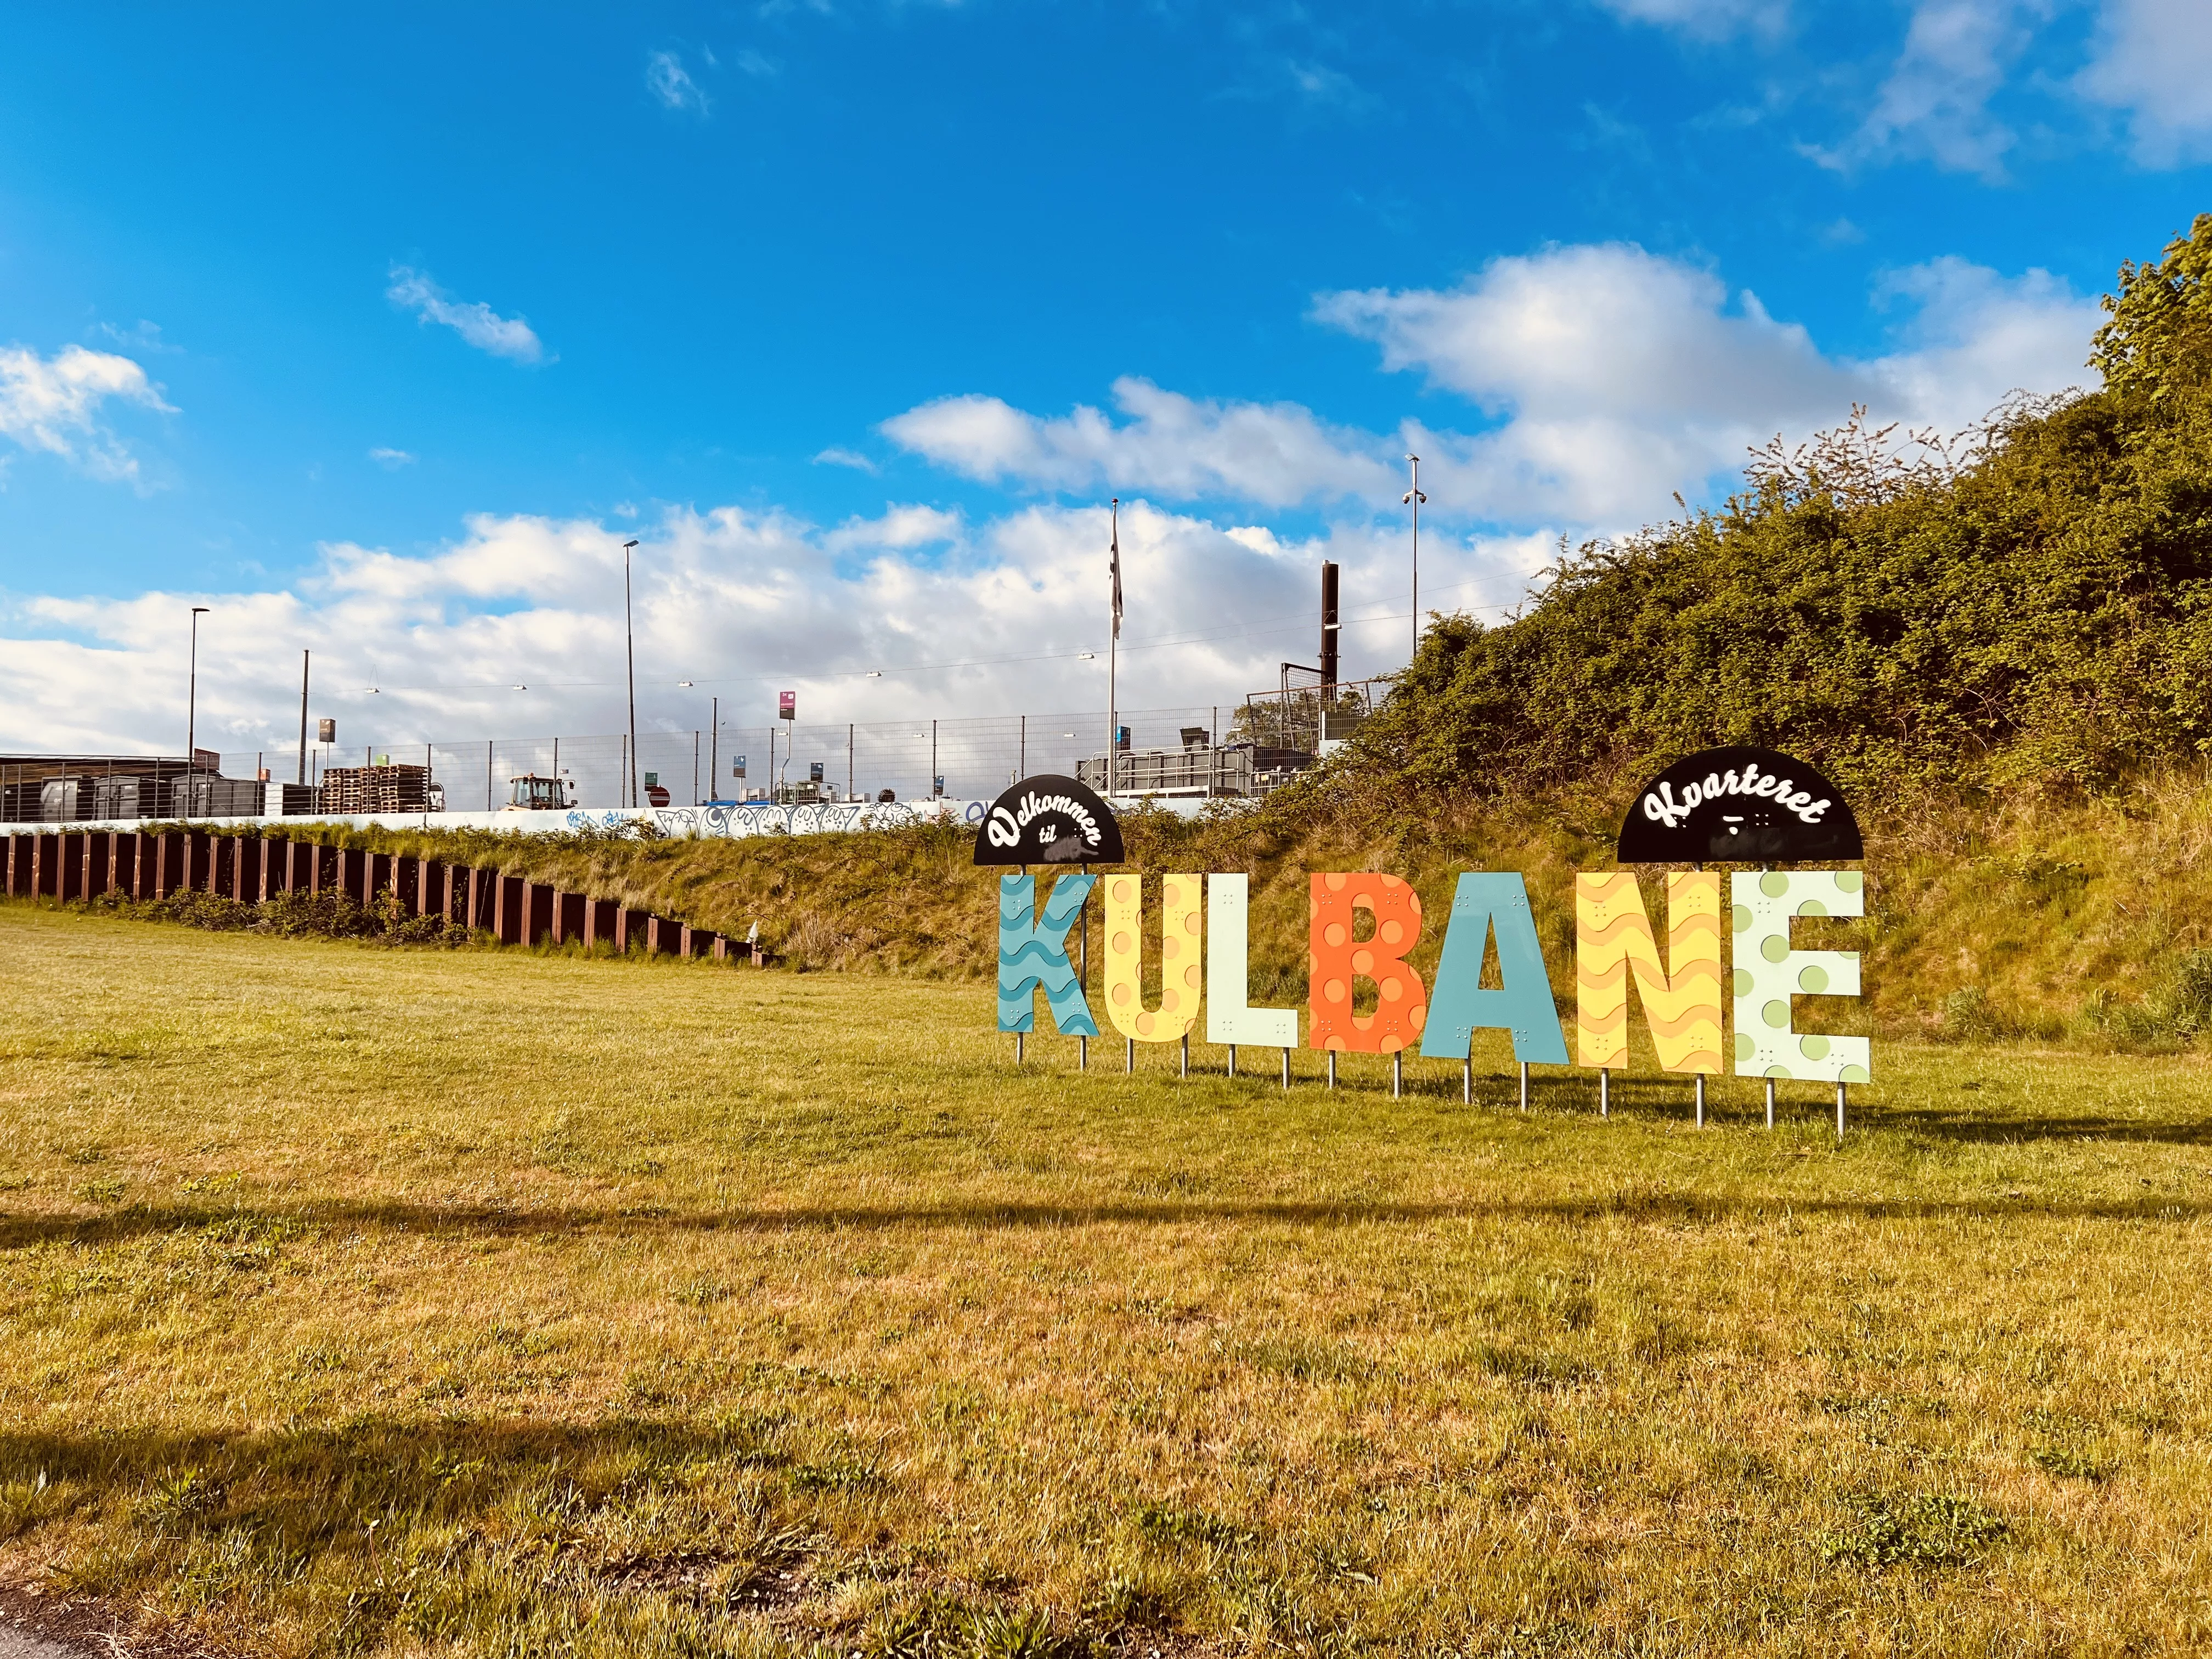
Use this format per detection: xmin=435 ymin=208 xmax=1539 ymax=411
xmin=185 ymin=606 xmax=210 ymax=816
xmin=295 ymin=648 xmax=311 ymax=785
xmin=1402 ymin=455 xmax=1426 ymax=663
xmin=623 ymin=539 xmax=640 ymax=809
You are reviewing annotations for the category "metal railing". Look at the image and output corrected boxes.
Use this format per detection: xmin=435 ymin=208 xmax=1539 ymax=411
xmin=3 ymin=686 xmax=1398 ymax=827
xmin=204 ymin=702 xmax=1290 ymax=815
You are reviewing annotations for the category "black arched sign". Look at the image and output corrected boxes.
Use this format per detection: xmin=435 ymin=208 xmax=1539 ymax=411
xmin=1616 ymin=746 xmax=1862 ymax=864
xmin=973 ymin=774 xmax=1125 ymax=866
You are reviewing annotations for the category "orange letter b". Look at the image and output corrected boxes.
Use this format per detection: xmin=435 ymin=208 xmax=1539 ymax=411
xmin=1308 ymin=873 xmax=1427 ymax=1053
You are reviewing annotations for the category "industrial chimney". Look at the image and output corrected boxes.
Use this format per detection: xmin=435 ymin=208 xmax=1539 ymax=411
xmin=1319 ymin=561 xmax=1340 ymax=693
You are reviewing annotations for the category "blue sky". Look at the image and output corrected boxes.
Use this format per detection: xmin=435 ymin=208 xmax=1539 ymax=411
xmin=2 ymin=0 xmax=2208 ymax=764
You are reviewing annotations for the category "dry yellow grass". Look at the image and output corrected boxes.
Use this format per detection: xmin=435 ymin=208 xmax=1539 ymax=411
xmin=0 ymin=901 xmax=2207 ymax=1656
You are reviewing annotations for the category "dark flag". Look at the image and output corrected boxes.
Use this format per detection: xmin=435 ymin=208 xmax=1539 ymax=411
xmin=1109 ymin=499 xmax=1123 ymax=640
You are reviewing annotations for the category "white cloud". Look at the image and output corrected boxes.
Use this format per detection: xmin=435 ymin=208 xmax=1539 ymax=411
xmin=94 ymin=319 xmax=178 ymax=354
xmin=2079 ymin=0 xmax=2212 ymax=163
xmin=812 ymin=445 xmax=879 ymax=473
xmin=884 ymin=242 xmax=2097 ymax=531
xmin=1 ymin=497 xmax=1522 ymax=782
xmin=1322 ymin=243 xmax=2096 ymax=519
xmin=0 ymin=342 xmax=173 ymax=484
xmin=1283 ymin=60 xmax=1372 ymax=110
xmin=1809 ymin=0 xmax=2032 ymax=180
xmin=1590 ymin=0 xmax=1787 ymax=41
xmin=820 ymin=504 xmax=960 ymax=555
xmin=368 ymin=447 xmax=416 ymax=469
xmin=1861 ymin=256 xmax=2097 ymax=427
xmin=646 ymin=50 xmax=710 ymax=112
xmin=385 ymin=267 xmax=547 ymax=364
xmin=882 ymin=379 xmax=1400 ymax=507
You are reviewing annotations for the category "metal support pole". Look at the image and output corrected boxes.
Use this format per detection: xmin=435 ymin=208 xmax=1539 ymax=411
xmin=1180 ymin=1033 xmax=1188 ymax=1078
xmin=1019 ymin=714 xmax=1025 ymax=780
xmin=1126 ymin=1037 xmax=1134 ymax=1075
xmin=848 ymin=723 xmax=855 ymax=800
xmin=1328 ymin=1051 xmax=1336 ymax=1089
xmin=1695 ymin=1074 xmax=1706 ymax=1128
xmin=1765 ymin=1078 xmax=1776 ymax=1130
xmin=1282 ymin=1047 xmax=1290 ymax=1091
xmin=1520 ymin=1061 xmax=1530 ymax=1111
xmin=487 ymin=740 xmax=494 ymax=811
xmin=623 ymin=539 xmax=640 ymax=809
xmin=1015 ymin=1032 xmax=1024 ymax=1064
xmin=1079 ymin=1036 xmax=1087 ymax=1070
xmin=1600 ymin=1068 xmax=1609 ymax=1119
xmin=1836 ymin=1081 xmax=1847 ymax=1141
xmin=710 ymin=697 xmax=718 ymax=800
xmin=1392 ymin=1051 xmax=1402 ymax=1098
xmin=1463 ymin=1057 xmax=1471 ymax=1104
xmin=296 ymin=649 xmax=310 ymax=785
xmin=931 ymin=719 xmax=938 ymax=798
xmin=1226 ymin=1043 xmax=1235 ymax=1079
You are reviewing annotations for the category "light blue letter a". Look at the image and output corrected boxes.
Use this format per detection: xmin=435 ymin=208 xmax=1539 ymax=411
xmin=1419 ymin=872 xmax=1569 ymax=1064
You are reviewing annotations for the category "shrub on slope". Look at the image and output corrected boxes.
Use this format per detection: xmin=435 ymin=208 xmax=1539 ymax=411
xmin=1348 ymin=215 xmax=2212 ymax=802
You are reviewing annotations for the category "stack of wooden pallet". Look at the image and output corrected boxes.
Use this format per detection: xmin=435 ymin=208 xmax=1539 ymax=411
xmin=318 ymin=764 xmax=431 ymax=815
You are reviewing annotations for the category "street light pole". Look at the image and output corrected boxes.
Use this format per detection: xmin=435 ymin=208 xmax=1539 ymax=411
xmin=623 ymin=539 xmax=640 ymax=809
xmin=185 ymin=606 xmax=210 ymax=814
xmin=296 ymin=649 xmax=311 ymax=785
xmin=1402 ymin=455 xmax=1426 ymax=663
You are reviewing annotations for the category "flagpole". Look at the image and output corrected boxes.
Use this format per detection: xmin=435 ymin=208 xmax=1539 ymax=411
xmin=1107 ymin=498 xmax=1119 ymax=798
xmin=1402 ymin=455 xmax=1426 ymax=663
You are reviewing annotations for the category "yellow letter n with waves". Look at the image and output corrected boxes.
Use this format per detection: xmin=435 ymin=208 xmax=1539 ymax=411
xmin=1575 ymin=872 xmax=1723 ymax=1074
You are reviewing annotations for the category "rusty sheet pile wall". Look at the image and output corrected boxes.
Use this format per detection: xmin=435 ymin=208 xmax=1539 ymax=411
xmin=1 ymin=828 xmax=751 ymax=963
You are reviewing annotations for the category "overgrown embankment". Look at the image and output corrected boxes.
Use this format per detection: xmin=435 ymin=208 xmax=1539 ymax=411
xmin=208 ymin=761 xmax=2212 ymax=1050
xmin=61 ymin=215 xmax=2212 ymax=1051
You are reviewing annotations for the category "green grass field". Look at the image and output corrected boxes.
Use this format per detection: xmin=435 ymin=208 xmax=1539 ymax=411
xmin=1 ymin=901 xmax=2208 ymax=1656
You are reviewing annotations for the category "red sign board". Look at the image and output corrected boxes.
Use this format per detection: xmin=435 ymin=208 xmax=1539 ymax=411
xmin=778 ymin=691 xmax=795 ymax=720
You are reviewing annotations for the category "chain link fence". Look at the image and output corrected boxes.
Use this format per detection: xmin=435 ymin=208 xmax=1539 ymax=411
xmin=213 ymin=700 xmax=1331 ymax=810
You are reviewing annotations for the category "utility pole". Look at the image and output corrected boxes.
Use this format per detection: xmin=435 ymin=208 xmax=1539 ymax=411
xmin=622 ymin=539 xmax=640 ymax=808
xmin=1402 ymin=455 xmax=1426 ymax=663
xmin=710 ymin=696 xmax=718 ymax=803
xmin=296 ymin=649 xmax=311 ymax=785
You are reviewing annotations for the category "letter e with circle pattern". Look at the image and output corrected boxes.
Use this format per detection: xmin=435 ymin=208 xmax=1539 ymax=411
xmin=1307 ymin=873 xmax=1427 ymax=1053
xmin=1729 ymin=870 xmax=1870 ymax=1083
xmin=1103 ymin=873 xmax=1201 ymax=1042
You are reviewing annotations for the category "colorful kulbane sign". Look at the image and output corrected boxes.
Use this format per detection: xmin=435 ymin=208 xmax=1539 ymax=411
xmin=988 ymin=752 xmax=1870 ymax=1088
